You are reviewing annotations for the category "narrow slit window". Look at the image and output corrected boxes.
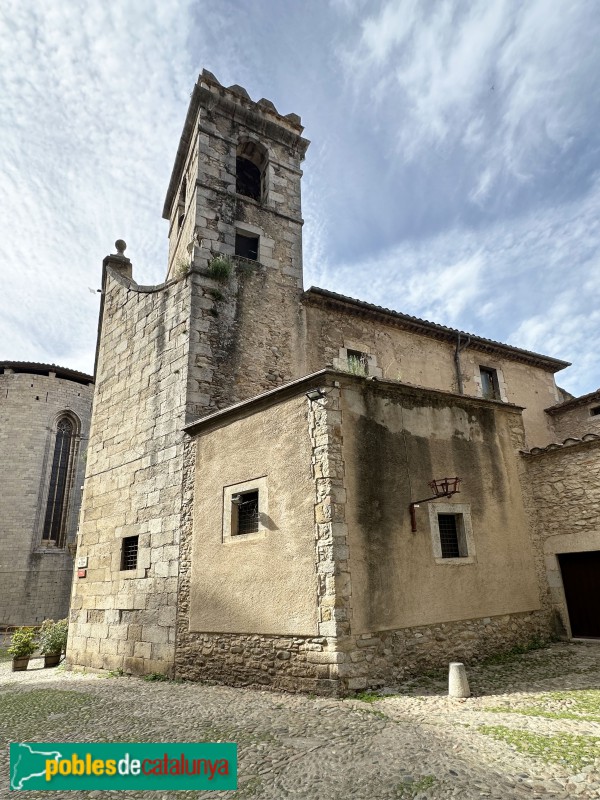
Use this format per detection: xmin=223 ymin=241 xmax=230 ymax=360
xmin=235 ymin=233 xmax=259 ymax=261
xmin=590 ymin=406 xmax=600 ymax=417
xmin=121 ymin=535 xmax=139 ymax=570
xmin=232 ymin=490 xmax=259 ymax=536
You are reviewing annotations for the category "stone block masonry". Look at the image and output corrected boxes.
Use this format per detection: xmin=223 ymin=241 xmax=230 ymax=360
xmin=522 ymin=438 xmax=600 ymax=637
xmin=0 ymin=367 xmax=93 ymax=626
xmin=67 ymin=258 xmax=192 ymax=675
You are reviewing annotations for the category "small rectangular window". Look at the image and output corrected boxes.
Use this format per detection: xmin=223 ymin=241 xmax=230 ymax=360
xmin=121 ymin=535 xmax=139 ymax=570
xmin=235 ymin=233 xmax=259 ymax=261
xmin=591 ymin=406 xmax=600 ymax=417
xmin=480 ymin=367 xmax=500 ymax=400
xmin=437 ymin=514 xmax=468 ymax=558
xmin=346 ymin=349 xmax=369 ymax=376
xmin=232 ymin=490 xmax=259 ymax=535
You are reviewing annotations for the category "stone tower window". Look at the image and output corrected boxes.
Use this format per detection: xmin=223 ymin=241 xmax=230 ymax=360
xmin=177 ymin=176 xmax=187 ymax=231
xmin=236 ymin=140 xmax=269 ymax=203
xmin=235 ymin=232 xmax=259 ymax=261
xmin=42 ymin=414 xmax=80 ymax=548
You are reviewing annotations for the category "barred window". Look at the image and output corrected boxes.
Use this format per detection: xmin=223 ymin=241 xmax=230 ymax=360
xmin=42 ymin=415 xmax=79 ymax=547
xmin=232 ymin=490 xmax=259 ymax=536
xmin=121 ymin=536 xmax=139 ymax=570
xmin=437 ymin=513 xmax=468 ymax=559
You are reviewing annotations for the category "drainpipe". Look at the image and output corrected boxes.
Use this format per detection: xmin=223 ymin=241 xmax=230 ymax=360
xmin=454 ymin=333 xmax=471 ymax=395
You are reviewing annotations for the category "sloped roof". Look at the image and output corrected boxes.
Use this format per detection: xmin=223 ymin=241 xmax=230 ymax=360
xmin=545 ymin=388 xmax=600 ymax=414
xmin=0 ymin=361 xmax=94 ymax=384
xmin=522 ymin=433 xmax=600 ymax=455
xmin=304 ymin=287 xmax=570 ymax=373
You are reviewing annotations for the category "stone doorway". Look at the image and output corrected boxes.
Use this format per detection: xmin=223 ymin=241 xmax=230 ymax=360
xmin=558 ymin=551 xmax=600 ymax=638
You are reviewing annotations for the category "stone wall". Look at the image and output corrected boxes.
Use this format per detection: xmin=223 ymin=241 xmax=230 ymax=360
xmin=521 ymin=438 xmax=600 ymax=636
xmin=179 ymin=74 xmax=309 ymax=419
xmin=66 ymin=262 xmax=192 ymax=675
xmin=0 ymin=368 xmax=93 ymax=626
xmin=548 ymin=396 xmax=600 ymax=441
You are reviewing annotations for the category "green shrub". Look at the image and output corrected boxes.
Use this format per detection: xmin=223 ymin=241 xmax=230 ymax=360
xmin=8 ymin=628 xmax=37 ymax=658
xmin=38 ymin=619 xmax=69 ymax=655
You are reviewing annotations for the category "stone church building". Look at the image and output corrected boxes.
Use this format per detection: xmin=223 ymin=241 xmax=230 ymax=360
xmin=66 ymin=71 xmax=600 ymax=694
xmin=0 ymin=362 xmax=93 ymax=627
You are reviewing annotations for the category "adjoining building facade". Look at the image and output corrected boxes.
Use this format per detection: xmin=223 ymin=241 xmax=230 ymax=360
xmin=0 ymin=362 xmax=93 ymax=627
xmin=66 ymin=71 xmax=600 ymax=694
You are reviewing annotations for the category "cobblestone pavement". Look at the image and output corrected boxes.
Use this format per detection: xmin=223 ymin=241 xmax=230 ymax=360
xmin=1 ymin=641 xmax=599 ymax=799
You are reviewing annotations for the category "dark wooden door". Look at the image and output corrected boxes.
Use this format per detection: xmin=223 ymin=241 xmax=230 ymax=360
xmin=558 ymin=551 xmax=600 ymax=638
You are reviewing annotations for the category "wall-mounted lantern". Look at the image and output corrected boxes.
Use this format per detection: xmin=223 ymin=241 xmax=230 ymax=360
xmin=409 ymin=477 xmax=461 ymax=532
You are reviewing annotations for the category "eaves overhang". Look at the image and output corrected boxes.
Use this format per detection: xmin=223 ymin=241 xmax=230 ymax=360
xmin=183 ymin=370 xmax=524 ymax=438
xmin=303 ymin=287 xmax=571 ymax=374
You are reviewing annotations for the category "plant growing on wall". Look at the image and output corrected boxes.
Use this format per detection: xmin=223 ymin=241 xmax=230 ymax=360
xmin=176 ymin=259 xmax=192 ymax=278
xmin=207 ymin=255 xmax=232 ymax=282
xmin=345 ymin=355 xmax=368 ymax=376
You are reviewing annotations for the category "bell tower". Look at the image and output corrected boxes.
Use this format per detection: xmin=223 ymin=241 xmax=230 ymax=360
xmin=162 ymin=70 xmax=310 ymax=418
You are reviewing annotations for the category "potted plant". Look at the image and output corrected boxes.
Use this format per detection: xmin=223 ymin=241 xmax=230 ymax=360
xmin=8 ymin=627 xmax=37 ymax=671
xmin=39 ymin=619 xmax=68 ymax=668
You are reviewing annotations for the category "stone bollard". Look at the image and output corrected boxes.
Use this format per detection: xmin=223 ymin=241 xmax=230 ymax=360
xmin=448 ymin=662 xmax=470 ymax=698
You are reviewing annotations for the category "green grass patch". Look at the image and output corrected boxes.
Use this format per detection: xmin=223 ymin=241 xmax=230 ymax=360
xmin=354 ymin=691 xmax=382 ymax=703
xmin=143 ymin=672 xmax=170 ymax=682
xmin=485 ymin=689 xmax=600 ymax=723
xmin=395 ymin=775 xmax=437 ymax=797
xmin=479 ymin=725 xmax=600 ymax=771
xmin=0 ymin=647 xmax=11 ymax=663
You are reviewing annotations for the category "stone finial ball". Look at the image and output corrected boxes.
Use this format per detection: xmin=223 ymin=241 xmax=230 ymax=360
xmin=115 ymin=239 xmax=127 ymax=254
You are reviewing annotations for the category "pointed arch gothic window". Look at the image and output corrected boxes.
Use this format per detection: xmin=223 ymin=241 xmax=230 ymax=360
xmin=42 ymin=414 xmax=79 ymax=547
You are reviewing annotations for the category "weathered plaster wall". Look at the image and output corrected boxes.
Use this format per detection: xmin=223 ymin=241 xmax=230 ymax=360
xmin=188 ymin=396 xmax=317 ymax=635
xmin=0 ymin=369 xmax=92 ymax=626
xmin=303 ymin=302 xmax=560 ymax=448
xmin=341 ymin=382 xmax=542 ymax=633
xmin=522 ymin=439 xmax=600 ymax=636
xmin=175 ymin=389 xmax=346 ymax=695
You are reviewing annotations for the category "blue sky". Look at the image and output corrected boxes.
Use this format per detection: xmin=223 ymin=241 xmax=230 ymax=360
xmin=1 ymin=0 xmax=599 ymax=395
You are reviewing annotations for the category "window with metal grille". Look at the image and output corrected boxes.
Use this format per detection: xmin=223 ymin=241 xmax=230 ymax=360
xmin=438 ymin=514 xmax=467 ymax=558
xmin=232 ymin=490 xmax=259 ymax=536
xmin=42 ymin=415 xmax=79 ymax=547
xmin=121 ymin=535 xmax=139 ymax=570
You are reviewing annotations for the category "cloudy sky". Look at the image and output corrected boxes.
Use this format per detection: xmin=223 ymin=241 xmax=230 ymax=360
xmin=1 ymin=0 xmax=599 ymax=395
